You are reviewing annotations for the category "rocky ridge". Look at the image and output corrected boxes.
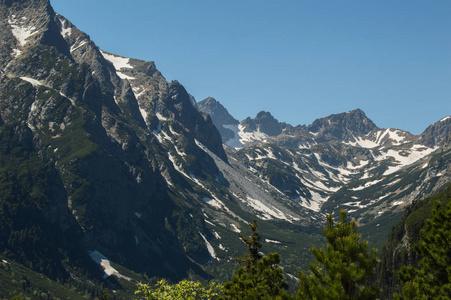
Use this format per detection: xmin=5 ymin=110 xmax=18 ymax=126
xmin=198 ymin=99 xmax=450 ymax=228
xmin=0 ymin=0 xmax=449 ymax=295
xmin=0 ymin=0 xmax=326 ymax=288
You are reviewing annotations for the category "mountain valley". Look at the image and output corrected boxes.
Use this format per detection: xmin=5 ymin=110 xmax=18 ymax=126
xmin=0 ymin=0 xmax=450 ymax=298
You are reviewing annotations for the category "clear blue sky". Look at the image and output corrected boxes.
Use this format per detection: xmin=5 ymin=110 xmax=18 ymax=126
xmin=51 ymin=0 xmax=450 ymax=134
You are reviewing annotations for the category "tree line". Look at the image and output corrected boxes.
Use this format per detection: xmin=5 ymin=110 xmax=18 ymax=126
xmin=133 ymin=193 xmax=451 ymax=300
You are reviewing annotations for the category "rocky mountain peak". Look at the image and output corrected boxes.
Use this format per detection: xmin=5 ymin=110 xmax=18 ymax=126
xmin=307 ymin=108 xmax=378 ymax=143
xmin=1 ymin=0 xmax=450 ymax=295
xmin=0 ymin=0 xmax=235 ymax=282
xmin=200 ymin=96 xmax=217 ymax=106
xmin=196 ymin=97 xmax=238 ymax=125
xmin=241 ymin=110 xmax=282 ymax=136
xmin=196 ymin=97 xmax=240 ymax=145
xmin=420 ymin=116 xmax=451 ymax=147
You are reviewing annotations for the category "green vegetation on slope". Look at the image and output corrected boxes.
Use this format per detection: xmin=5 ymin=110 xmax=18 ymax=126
xmin=376 ymin=184 xmax=451 ymax=298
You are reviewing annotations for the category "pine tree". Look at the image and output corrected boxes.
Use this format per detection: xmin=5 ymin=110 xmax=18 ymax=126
xmin=220 ymin=219 xmax=289 ymax=300
xmin=395 ymin=200 xmax=451 ymax=299
xmin=135 ymin=279 xmax=223 ymax=300
xmin=297 ymin=210 xmax=379 ymax=300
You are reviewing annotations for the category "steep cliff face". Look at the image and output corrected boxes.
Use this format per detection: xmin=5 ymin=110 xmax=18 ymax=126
xmin=1 ymin=1 xmax=450 ymax=296
xmin=0 ymin=0 xmax=232 ymax=281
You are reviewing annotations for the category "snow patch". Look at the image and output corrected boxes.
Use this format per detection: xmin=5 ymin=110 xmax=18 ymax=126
xmin=139 ymin=108 xmax=148 ymax=122
xmin=59 ymin=18 xmax=72 ymax=37
xmin=299 ymin=191 xmax=328 ymax=211
xmin=20 ymin=77 xmax=42 ymax=87
xmin=9 ymin=17 xmax=37 ymax=47
xmin=238 ymin=124 xmax=268 ymax=144
xmin=375 ymin=145 xmax=438 ymax=175
xmin=12 ymin=49 xmax=21 ymax=57
xmin=89 ymin=250 xmax=131 ymax=281
xmin=100 ymin=50 xmax=133 ymax=70
xmin=356 ymin=135 xmax=381 ymax=148
xmin=222 ymin=124 xmax=243 ymax=148
xmin=199 ymin=232 xmax=218 ymax=261
xmin=246 ymin=195 xmax=288 ymax=220
xmin=203 ymin=197 xmax=223 ymax=209
xmin=265 ymin=239 xmax=281 ymax=244
xmin=385 ymin=129 xmax=406 ymax=145
xmin=70 ymin=40 xmax=87 ymax=52
xmin=231 ymin=224 xmax=241 ymax=233
xmin=351 ymin=179 xmax=384 ymax=191
xmin=213 ymin=231 xmax=221 ymax=239
xmin=156 ymin=113 xmax=168 ymax=121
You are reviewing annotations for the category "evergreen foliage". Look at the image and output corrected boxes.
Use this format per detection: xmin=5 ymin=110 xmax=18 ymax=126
xmin=376 ymin=184 xmax=451 ymax=298
xmin=297 ymin=210 xmax=379 ymax=300
xmin=395 ymin=199 xmax=451 ymax=299
xmin=220 ymin=219 xmax=289 ymax=299
xmin=135 ymin=279 xmax=223 ymax=300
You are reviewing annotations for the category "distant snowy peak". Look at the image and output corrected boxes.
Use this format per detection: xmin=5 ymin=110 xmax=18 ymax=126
xmin=196 ymin=97 xmax=240 ymax=146
xmin=202 ymin=103 xmax=448 ymax=154
xmin=232 ymin=108 xmax=380 ymax=148
xmin=306 ymin=109 xmax=378 ymax=143
xmin=196 ymin=97 xmax=238 ymax=125
xmin=240 ymin=111 xmax=283 ymax=136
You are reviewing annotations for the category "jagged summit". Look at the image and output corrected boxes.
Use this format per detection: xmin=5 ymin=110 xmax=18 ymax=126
xmin=0 ymin=0 xmax=231 ymax=282
xmin=1 ymin=1 xmax=450 ymax=297
xmin=308 ymin=109 xmax=377 ymax=135
xmin=420 ymin=115 xmax=451 ymax=147
xmin=301 ymin=108 xmax=378 ymax=145
xmin=196 ymin=97 xmax=238 ymax=126
xmin=196 ymin=97 xmax=240 ymax=146
xmin=240 ymin=111 xmax=282 ymax=136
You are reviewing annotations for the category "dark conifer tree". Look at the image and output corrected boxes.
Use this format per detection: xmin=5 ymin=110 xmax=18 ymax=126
xmin=395 ymin=200 xmax=451 ymax=299
xmin=297 ymin=210 xmax=379 ymax=300
xmin=221 ymin=219 xmax=289 ymax=300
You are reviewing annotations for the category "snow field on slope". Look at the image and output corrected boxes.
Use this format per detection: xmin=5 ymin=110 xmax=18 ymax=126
xmin=70 ymin=40 xmax=87 ymax=53
xmin=20 ymin=77 xmax=42 ymax=87
xmin=245 ymin=195 xmax=288 ymax=221
xmin=297 ymin=191 xmax=327 ymax=211
xmin=100 ymin=50 xmax=133 ymax=70
xmin=222 ymin=124 xmax=243 ymax=148
xmin=351 ymin=178 xmax=384 ymax=191
xmin=237 ymin=124 xmax=268 ymax=144
xmin=375 ymin=145 xmax=437 ymax=175
xmin=347 ymin=129 xmax=406 ymax=148
xmin=89 ymin=250 xmax=131 ymax=280
xmin=8 ymin=16 xmax=37 ymax=47
xmin=58 ymin=17 xmax=72 ymax=37
xmin=199 ymin=232 xmax=218 ymax=261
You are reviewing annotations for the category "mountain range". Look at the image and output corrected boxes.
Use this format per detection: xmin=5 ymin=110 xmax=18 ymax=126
xmin=0 ymin=0 xmax=449 ymax=297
